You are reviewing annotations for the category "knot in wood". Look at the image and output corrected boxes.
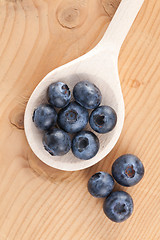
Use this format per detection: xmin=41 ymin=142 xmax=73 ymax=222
xmin=102 ymin=0 xmax=121 ymax=18
xmin=10 ymin=109 xmax=24 ymax=130
xmin=57 ymin=7 xmax=81 ymax=29
xmin=131 ymin=79 xmax=141 ymax=88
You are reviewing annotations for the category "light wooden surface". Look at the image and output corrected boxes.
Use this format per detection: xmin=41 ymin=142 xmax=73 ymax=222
xmin=0 ymin=0 xmax=160 ymax=239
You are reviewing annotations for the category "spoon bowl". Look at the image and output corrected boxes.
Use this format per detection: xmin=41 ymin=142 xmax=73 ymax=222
xmin=24 ymin=0 xmax=144 ymax=171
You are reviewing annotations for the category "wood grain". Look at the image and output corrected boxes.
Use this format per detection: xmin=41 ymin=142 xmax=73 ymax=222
xmin=0 ymin=0 xmax=159 ymax=239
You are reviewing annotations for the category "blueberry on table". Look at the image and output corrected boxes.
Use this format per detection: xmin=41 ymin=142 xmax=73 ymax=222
xmin=89 ymin=106 xmax=117 ymax=133
xmin=72 ymin=131 xmax=99 ymax=160
xmin=112 ymin=154 xmax=144 ymax=187
xmin=88 ymin=172 xmax=114 ymax=198
xmin=73 ymin=81 xmax=102 ymax=109
xmin=48 ymin=82 xmax=71 ymax=108
xmin=43 ymin=128 xmax=71 ymax=156
xmin=103 ymin=191 xmax=134 ymax=223
xmin=57 ymin=102 xmax=89 ymax=133
xmin=32 ymin=104 xmax=57 ymax=131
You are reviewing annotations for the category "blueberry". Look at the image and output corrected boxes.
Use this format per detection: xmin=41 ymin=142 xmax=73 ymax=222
xmin=72 ymin=131 xmax=99 ymax=160
xmin=88 ymin=172 xmax=114 ymax=198
xmin=32 ymin=104 xmax=57 ymax=131
xmin=73 ymin=81 xmax=102 ymax=109
xmin=48 ymin=82 xmax=71 ymax=108
xmin=89 ymin=106 xmax=117 ymax=133
xmin=103 ymin=191 xmax=134 ymax=223
xmin=57 ymin=102 xmax=89 ymax=133
xmin=43 ymin=128 xmax=71 ymax=156
xmin=112 ymin=154 xmax=144 ymax=187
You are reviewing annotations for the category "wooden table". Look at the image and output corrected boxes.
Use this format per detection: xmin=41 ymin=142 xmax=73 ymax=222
xmin=0 ymin=0 xmax=159 ymax=239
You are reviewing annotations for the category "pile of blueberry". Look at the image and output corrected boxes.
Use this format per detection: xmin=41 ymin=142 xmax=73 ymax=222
xmin=88 ymin=154 xmax=144 ymax=222
xmin=33 ymin=81 xmax=117 ymax=159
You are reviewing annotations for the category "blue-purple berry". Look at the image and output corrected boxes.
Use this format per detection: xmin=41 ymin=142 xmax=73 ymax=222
xmin=103 ymin=191 xmax=134 ymax=222
xmin=72 ymin=131 xmax=99 ymax=160
xmin=88 ymin=172 xmax=114 ymax=198
xmin=33 ymin=104 xmax=57 ymax=131
xmin=43 ymin=128 xmax=71 ymax=156
xmin=73 ymin=81 xmax=102 ymax=109
xmin=48 ymin=82 xmax=71 ymax=108
xmin=112 ymin=154 xmax=144 ymax=187
xmin=57 ymin=102 xmax=89 ymax=133
xmin=89 ymin=106 xmax=117 ymax=133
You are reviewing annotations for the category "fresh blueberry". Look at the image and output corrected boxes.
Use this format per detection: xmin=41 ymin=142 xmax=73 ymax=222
xmin=73 ymin=81 xmax=102 ymax=109
xmin=57 ymin=102 xmax=89 ymax=133
xmin=89 ymin=106 xmax=117 ymax=133
xmin=43 ymin=128 xmax=71 ymax=156
xmin=112 ymin=154 xmax=144 ymax=187
xmin=32 ymin=104 xmax=57 ymax=131
xmin=88 ymin=172 xmax=114 ymax=198
xmin=103 ymin=191 xmax=134 ymax=223
xmin=72 ymin=131 xmax=99 ymax=160
xmin=48 ymin=82 xmax=71 ymax=108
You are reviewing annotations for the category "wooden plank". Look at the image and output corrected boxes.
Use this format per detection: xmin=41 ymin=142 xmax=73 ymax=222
xmin=0 ymin=0 xmax=159 ymax=239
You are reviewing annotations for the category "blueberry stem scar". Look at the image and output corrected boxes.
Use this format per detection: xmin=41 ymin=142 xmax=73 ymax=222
xmin=125 ymin=165 xmax=135 ymax=178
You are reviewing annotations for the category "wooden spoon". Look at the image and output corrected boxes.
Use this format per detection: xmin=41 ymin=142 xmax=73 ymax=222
xmin=24 ymin=0 xmax=144 ymax=171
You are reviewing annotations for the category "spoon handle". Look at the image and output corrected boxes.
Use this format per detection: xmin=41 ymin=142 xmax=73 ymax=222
xmin=98 ymin=0 xmax=144 ymax=56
